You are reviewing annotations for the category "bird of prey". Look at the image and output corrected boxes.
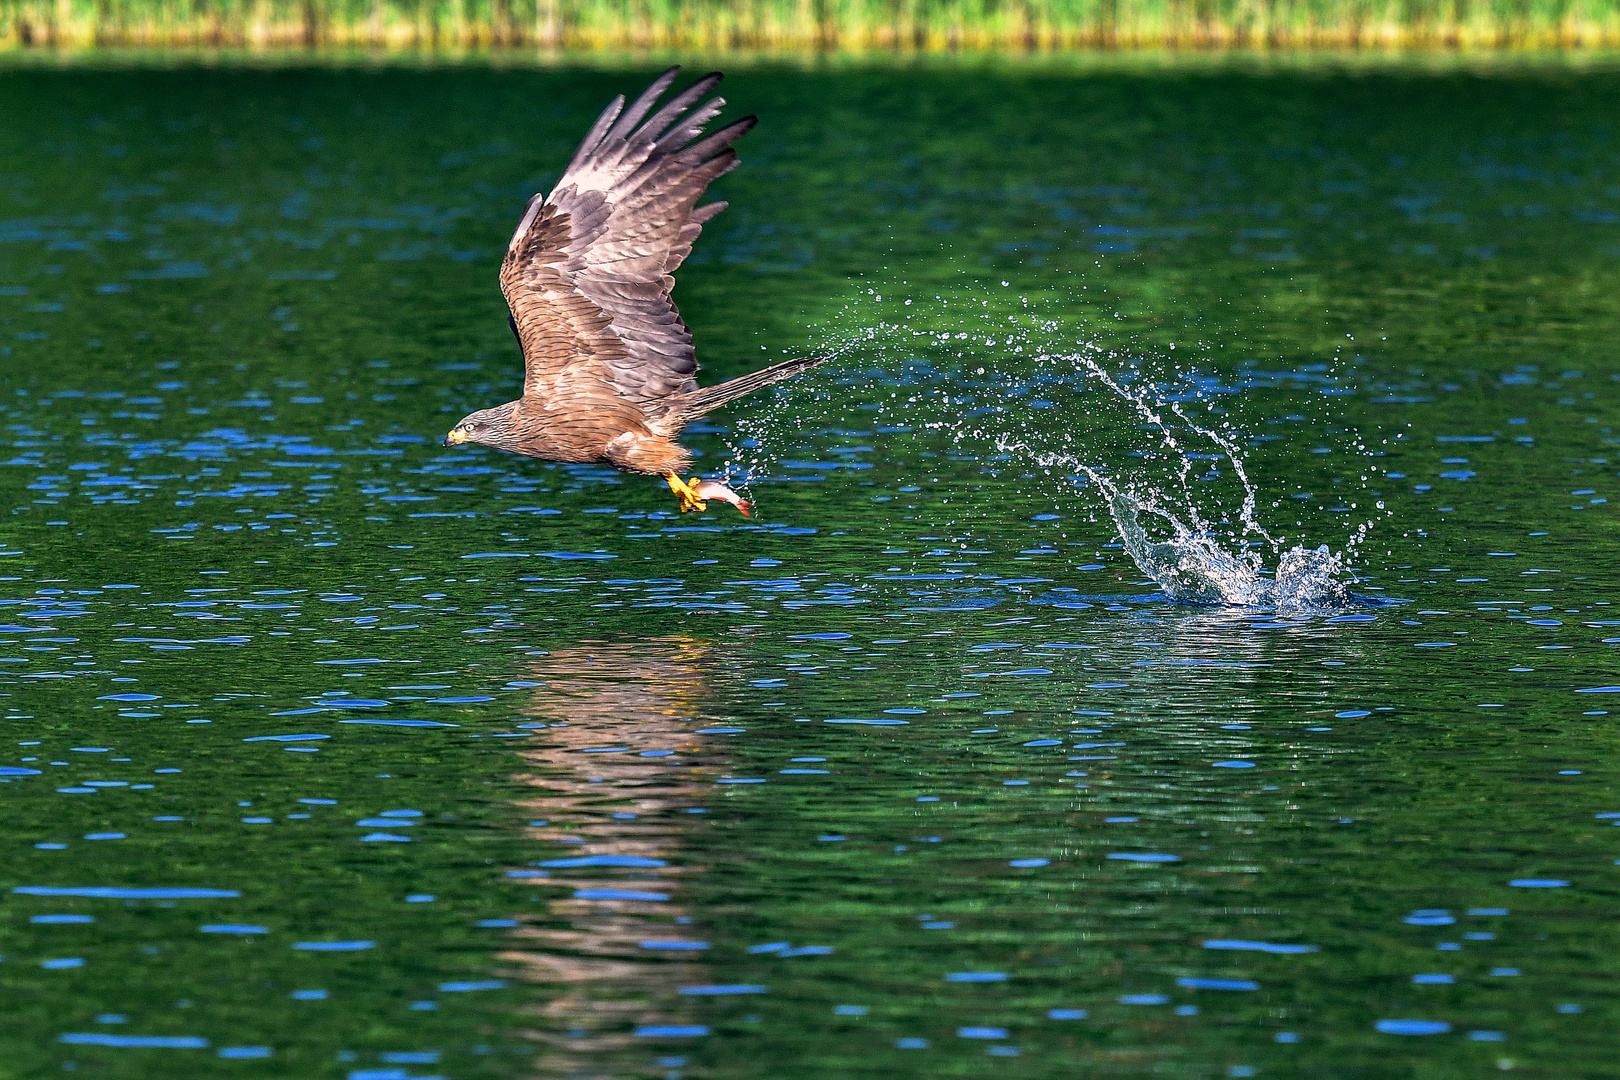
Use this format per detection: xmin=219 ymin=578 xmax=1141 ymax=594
xmin=443 ymin=67 xmax=827 ymax=516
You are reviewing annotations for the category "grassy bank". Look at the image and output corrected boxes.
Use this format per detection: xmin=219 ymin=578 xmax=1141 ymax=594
xmin=3 ymin=0 xmax=1620 ymax=51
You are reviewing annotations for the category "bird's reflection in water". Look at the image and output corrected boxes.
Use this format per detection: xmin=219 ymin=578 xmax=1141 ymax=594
xmin=501 ymin=638 xmax=729 ymax=1077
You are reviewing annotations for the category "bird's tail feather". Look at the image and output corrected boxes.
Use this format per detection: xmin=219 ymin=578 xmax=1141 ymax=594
xmin=684 ymin=355 xmax=830 ymax=417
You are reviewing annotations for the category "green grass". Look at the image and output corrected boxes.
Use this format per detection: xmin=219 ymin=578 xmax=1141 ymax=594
xmin=2 ymin=0 xmax=1619 ymax=51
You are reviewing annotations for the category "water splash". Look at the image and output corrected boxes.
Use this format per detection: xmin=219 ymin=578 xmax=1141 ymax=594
xmin=726 ymin=285 xmax=1383 ymax=608
xmin=1102 ymin=479 xmax=1349 ymax=607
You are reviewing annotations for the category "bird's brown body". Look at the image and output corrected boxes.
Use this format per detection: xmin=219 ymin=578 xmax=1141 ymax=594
xmin=444 ymin=68 xmax=827 ymax=514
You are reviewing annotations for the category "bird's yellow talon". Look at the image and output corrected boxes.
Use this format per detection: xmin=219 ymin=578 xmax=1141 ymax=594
xmin=667 ymin=474 xmax=708 ymax=513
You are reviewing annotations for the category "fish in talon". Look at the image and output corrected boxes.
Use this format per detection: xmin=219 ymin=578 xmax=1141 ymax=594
xmin=693 ymin=479 xmax=750 ymax=516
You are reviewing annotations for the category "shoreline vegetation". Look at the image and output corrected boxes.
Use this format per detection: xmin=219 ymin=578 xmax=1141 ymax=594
xmin=3 ymin=0 xmax=1620 ymax=52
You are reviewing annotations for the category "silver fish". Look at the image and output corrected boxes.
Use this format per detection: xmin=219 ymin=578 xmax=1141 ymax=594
xmin=693 ymin=479 xmax=751 ymax=517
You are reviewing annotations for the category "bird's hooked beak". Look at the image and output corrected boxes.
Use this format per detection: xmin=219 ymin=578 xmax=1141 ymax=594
xmin=443 ymin=428 xmax=470 ymax=448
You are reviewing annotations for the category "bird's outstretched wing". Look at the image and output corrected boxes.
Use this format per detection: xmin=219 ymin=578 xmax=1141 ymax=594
xmin=500 ymin=68 xmax=755 ymax=421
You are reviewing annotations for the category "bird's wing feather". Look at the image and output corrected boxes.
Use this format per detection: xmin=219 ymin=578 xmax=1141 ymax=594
xmin=500 ymin=68 xmax=754 ymax=418
xmin=498 ymin=196 xmax=628 ymax=406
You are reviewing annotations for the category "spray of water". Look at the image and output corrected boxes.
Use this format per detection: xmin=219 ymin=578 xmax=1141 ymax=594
xmin=726 ymin=285 xmax=1385 ymax=609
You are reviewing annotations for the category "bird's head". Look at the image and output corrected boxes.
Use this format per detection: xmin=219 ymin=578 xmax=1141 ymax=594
xmin=443 ymin=404 xmax=514 ymax=450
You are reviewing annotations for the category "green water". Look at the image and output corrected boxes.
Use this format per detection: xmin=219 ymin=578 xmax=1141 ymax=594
xmin=2 ymin=54 xmax=1619 ymax=1079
